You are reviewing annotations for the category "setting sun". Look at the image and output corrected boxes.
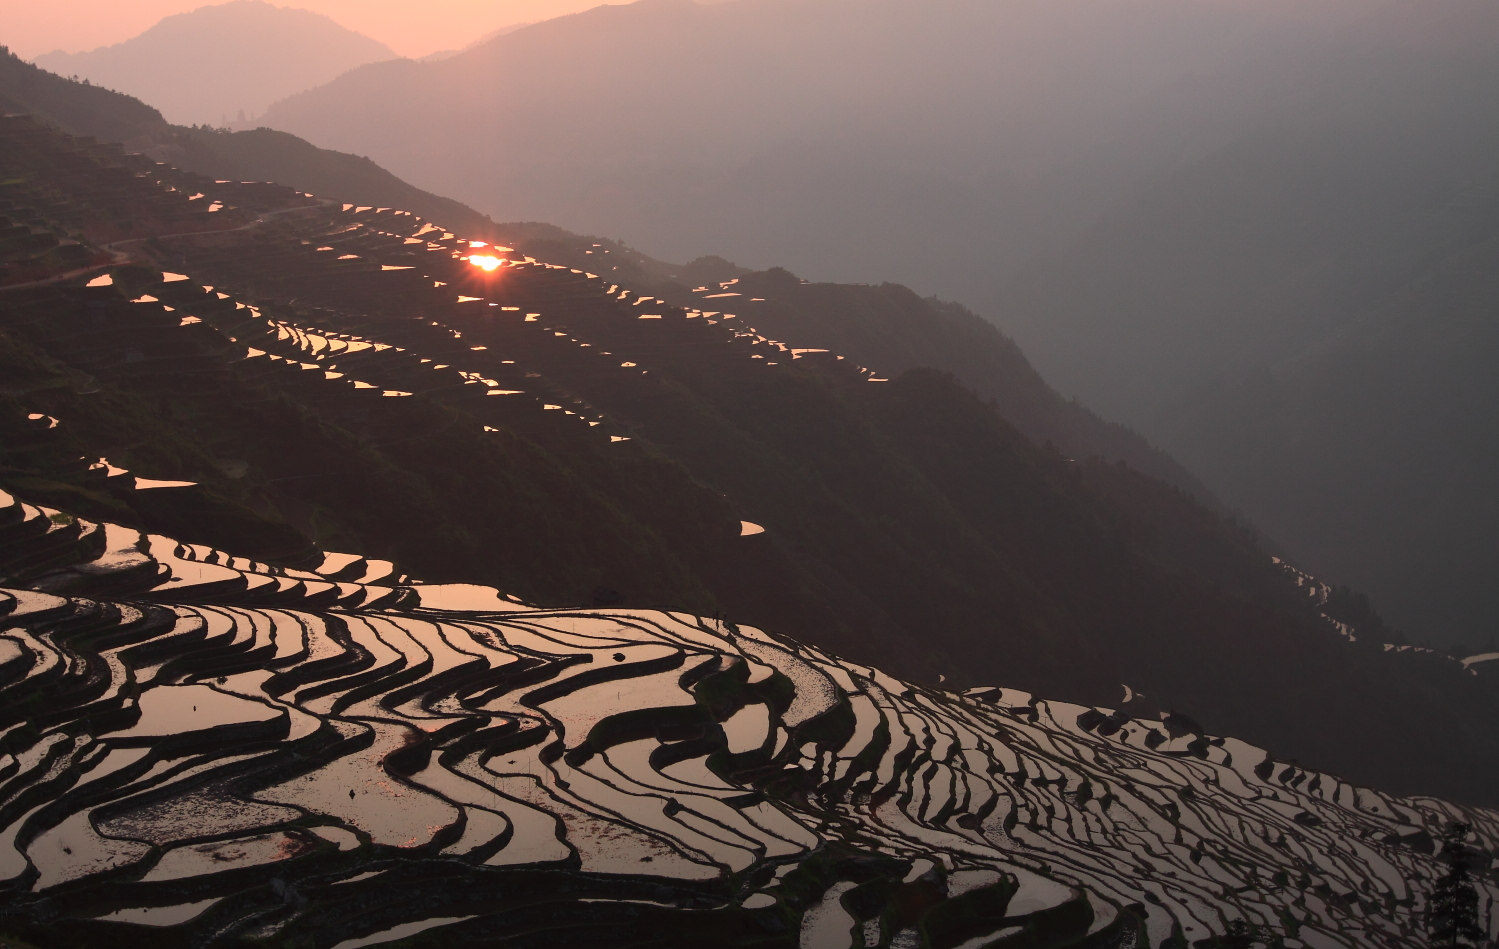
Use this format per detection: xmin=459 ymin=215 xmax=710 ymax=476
xmin=468 ymin=254 xmax=504 ymax=272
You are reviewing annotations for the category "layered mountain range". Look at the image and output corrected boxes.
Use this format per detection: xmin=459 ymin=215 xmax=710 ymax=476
xmin=1 ymin=47 xmax=1497 ymax=949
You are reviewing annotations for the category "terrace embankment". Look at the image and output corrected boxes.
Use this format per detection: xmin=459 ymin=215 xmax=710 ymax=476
xmin=1 ymin=488 xmax=1494 ymax=948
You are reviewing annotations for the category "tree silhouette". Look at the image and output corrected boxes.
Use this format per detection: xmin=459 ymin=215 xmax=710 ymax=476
xmin=1428 ymin=821 xmax=1486 ymax=948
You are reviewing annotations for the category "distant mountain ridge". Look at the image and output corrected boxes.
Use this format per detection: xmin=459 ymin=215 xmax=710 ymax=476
xmin=36 ymin=0 xmax=395 ymax=126
xmin=0 ymin=46 xmax=494 ymax=235
xmin=258 ymin=0 xmax=1340 ymax=270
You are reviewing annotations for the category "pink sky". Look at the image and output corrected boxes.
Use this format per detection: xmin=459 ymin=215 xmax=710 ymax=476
xmin=5 ymin=0 xmax=611 ymax=60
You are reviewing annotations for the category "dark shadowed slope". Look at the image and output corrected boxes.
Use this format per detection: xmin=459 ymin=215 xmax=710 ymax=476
xmin=3 ymin=114 xmax=1499 ymax=810
xmin=35 ymin=0 xmax=395 ymax=127
xmin=0 ymin=45 xmax=1211 ymax=498
xmin=486 ymin=237 xmax=1216 ymax=501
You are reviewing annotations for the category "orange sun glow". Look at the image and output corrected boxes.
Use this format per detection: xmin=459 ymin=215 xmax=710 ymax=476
xmin=469 ymin=255 xmax=504 ymax=272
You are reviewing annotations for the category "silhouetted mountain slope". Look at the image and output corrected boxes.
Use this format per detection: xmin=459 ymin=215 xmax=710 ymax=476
xmin=256 ymin=0 xmax=1350 ymax=283
xmin=3 ymin=115 xmax=1498 ymax=811
xmin=0 ymin=47 xmax=1212 ymax=496
xmin=706 ymin=277 xmax=1213 ymax=500
xmin=485 ymin=237 xmax=1216 ymax=500
xmin=35 ymin=0 xmax=395 ymax=126
xmin=0 ymin=43 xmax=166 ymax=145
xmin=0 ymin=47 xmax=494 ymax=235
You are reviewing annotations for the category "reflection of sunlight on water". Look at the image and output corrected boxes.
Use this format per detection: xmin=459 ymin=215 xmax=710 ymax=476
xmin=468 ymin=255 xmax=504 ymax=272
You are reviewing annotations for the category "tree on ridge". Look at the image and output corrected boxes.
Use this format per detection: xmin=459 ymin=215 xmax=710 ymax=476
xmin=1428 ymin=821 xmax=1488 ymax=949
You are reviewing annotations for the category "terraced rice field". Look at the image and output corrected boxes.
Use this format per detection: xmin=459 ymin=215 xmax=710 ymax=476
xmin=1 ymin=487 xmax=1495 ymax=948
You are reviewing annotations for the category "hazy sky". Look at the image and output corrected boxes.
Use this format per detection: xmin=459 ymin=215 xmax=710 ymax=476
xmin=5 ymin=0 xmax=611 ymax=60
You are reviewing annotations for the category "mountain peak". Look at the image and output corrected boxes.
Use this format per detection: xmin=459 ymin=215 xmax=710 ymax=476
xmin=35 ymin=1 xmax=395 ymax=126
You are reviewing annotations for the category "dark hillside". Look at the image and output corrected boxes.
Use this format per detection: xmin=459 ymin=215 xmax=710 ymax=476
xmin=0 ymin=43 xmax=165 ymax=143
xmin=0 ymin=47 xmax=1211 ymax=495
xmin=487 ymin=237 xmax=1216 ymax=501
